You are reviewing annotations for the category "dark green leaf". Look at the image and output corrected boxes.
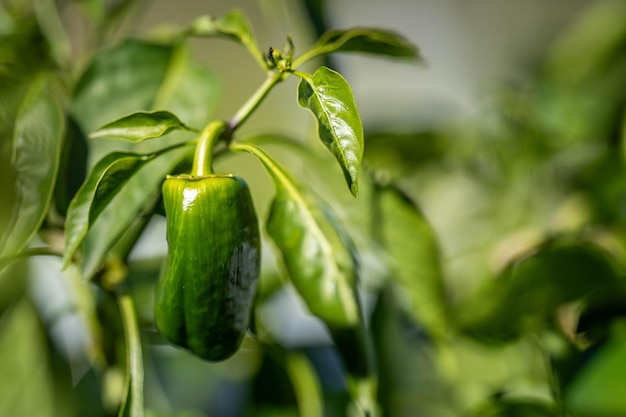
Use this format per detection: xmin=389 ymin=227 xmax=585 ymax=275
xmin=458 ymin=239 xmax=620 ymax=344
xmin=565 ymin=322 xmax=626 ymax=417
xmin=471 ymin=397 xmax=559 ymax=417
xmin=377 ymin=184 xmax=449 ymax=339
xmin=314 ymin=27 xmax=420 ymax=59
xmin=70 ymin=40 xmax=218 ymax=278
xmin=54 ymin=116 xmax=88 ymax=216
xmin=0 ymin=74 xmax=65 ymax=258
xmin=232 ymin=143 xmax=360 ymax=327
xmin=90 ymin=110 xmax=193 ymax=142
xmin=62 ymin=151 xmax=155 ymax=268
xmin=297 ymin=67 xmax=363 ymax=197
xmin=71 ymin=40 xmax=173 ymax=142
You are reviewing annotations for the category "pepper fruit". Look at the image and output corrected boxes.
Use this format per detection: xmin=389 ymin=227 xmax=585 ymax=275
xmin=154 ymin=173 xmax=260 ymax=361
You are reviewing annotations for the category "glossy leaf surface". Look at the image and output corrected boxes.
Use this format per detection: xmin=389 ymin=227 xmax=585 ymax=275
xmin=377 ymin=184 xmax=449 ymax=339
xmin=298 ymin=67 xmax=363 ymax=197
xmin=62 ymin=152 xmax=155 ymax=268
xmin=315 ymin=27 xmax=419 ymax=59
xmin=233 ymin=144 xmax=360 ymax=327
xmin=0 ymin=75 xmax=65 ymax=257
xmin=89 ymin=110 xmax=193 ymax=142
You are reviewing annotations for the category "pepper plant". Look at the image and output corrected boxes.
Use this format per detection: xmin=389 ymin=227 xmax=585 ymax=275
xmin=4 ymin=1 xmax=626 ymax=417
xmin=0 ymin=2 xmax=421 ymax=416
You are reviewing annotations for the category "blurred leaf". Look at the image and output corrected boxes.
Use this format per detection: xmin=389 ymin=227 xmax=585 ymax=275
xmin=314 ymin=27 xmax=420 ymax=60
xmin=459 ymin=239 xmax=620 ymax=344
xmin=90 ymin=111 xmax=195 ymax=142
xmin=34 ymin=0 xmax=71 ymax=65
xmin=54 ymin=116 xmax=88 ymax=216
xmin=471 ymin=397 xmax=559 ymax=417
xmin=577 ymin=284 xmax=626 ymax=344
xmin=297 ymin=67 xmax=363 ymax=197
xmin=0 ymin=299 xmax=56 ymax=417
xmin=70 ymin=40 xmax=218 ymax=277
xmin=251 ymin=345 xmax=322 ymax=417
xmin=188 ymin=10 xmax=264 ymax=68
xmin=363 ymin=131 xmax=444 ymax=181
xmin=565 ymin=321 xmax=626 ymax=417
xmin=377 ymin=183 xmax=449 ymax=339
xmin=544 ymin=1 xmax=626 ymax=86
xmin=537 ymin=1 xmax=626 ymax=143
xmin=371 ymin=286 xmax=458 ymax=417
xmin=0 ymin=73 xmax=65 ymax=258
xmin=63 ymin=151 xmax=156 ymax=269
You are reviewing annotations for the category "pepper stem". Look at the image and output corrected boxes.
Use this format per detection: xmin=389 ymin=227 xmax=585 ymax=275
xmin=191 ymin=120 xmax=227 ymax=176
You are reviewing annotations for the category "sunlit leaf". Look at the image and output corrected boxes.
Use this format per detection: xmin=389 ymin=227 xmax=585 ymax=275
xmin=188 ymin=10 xmax=264 ymax=67
xmin=233 ymin=143 xmax=377 ymax=414
xmin=62 ymin=151 xmax=155 ymax=268
xmin=377 ymin=184 xmax=449 ymax=339
xmin=90 ymin=111 xmax=194 ymax=142
xmin=297 ymin=67 xmax=363 ymax=197
xmin=0 ymin=74 xmax=65 ymax=258
xmin=315 ymin=27 xmax=419 ymax=59
xmin=234 ymin=143 xmax=360 ymax=326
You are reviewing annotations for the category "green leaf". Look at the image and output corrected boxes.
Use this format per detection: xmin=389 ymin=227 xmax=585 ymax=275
xmin=0 ymin=74 xmax=65 ymax=258
xmin=297 ymin=67 xmax=363 ymax=197
xmin=188 ymin=10 xmax=264 ymax=68
xmin=236 ymin=144 xmax=378 ymax=414
xmin=459 ymin=239 xmax=620 ymax=344
xmin=232 ymin=143 xmax=359 ymax=327
xmin=71 ymin=40 xmax=174 ymax=144
xmin=70 ymin=40 xmax=219 ymax=278
xmin=62 ymin=152 xmax=155 ymax=268
xmin=471 ymin=397 xmax=559 ymax=417
xmin=89 ymin=110 xmax=193 ymax=142
xmin=314 ymin=27 xmax=420 ymax=59
xmin=0 ymin=299 xmax=56 ymax=417
xmin=564 ymin=322 xmax=626 ymax=417
xmin=377 ymin=184 xmax=449 ymax=339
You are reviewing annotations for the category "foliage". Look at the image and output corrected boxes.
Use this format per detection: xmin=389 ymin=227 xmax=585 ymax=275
xmin=1 ymin=1 xmax=626 ymax=417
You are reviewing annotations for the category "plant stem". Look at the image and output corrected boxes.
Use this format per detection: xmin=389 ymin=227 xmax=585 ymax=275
xmin=228 ymin=70 xmax=286 ymax=134
xmin=191 ymin=120 xmax=227 ymax=176
xmin=118 ymin=293 xmax=144 ymax=417
xmin=292 ymin=45 xmax=334 ymax=69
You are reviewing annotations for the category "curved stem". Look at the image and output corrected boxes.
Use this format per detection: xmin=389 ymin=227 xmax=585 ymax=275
xmin=191 ymin=120 xmax=227 ymax=176
xmin=228 ymin=71 xmax=287 ymax=135
xmin=292 ymin=45 xmax=334 ymax=69
xmin=118 ymin=293 xmax=144 ymax=417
